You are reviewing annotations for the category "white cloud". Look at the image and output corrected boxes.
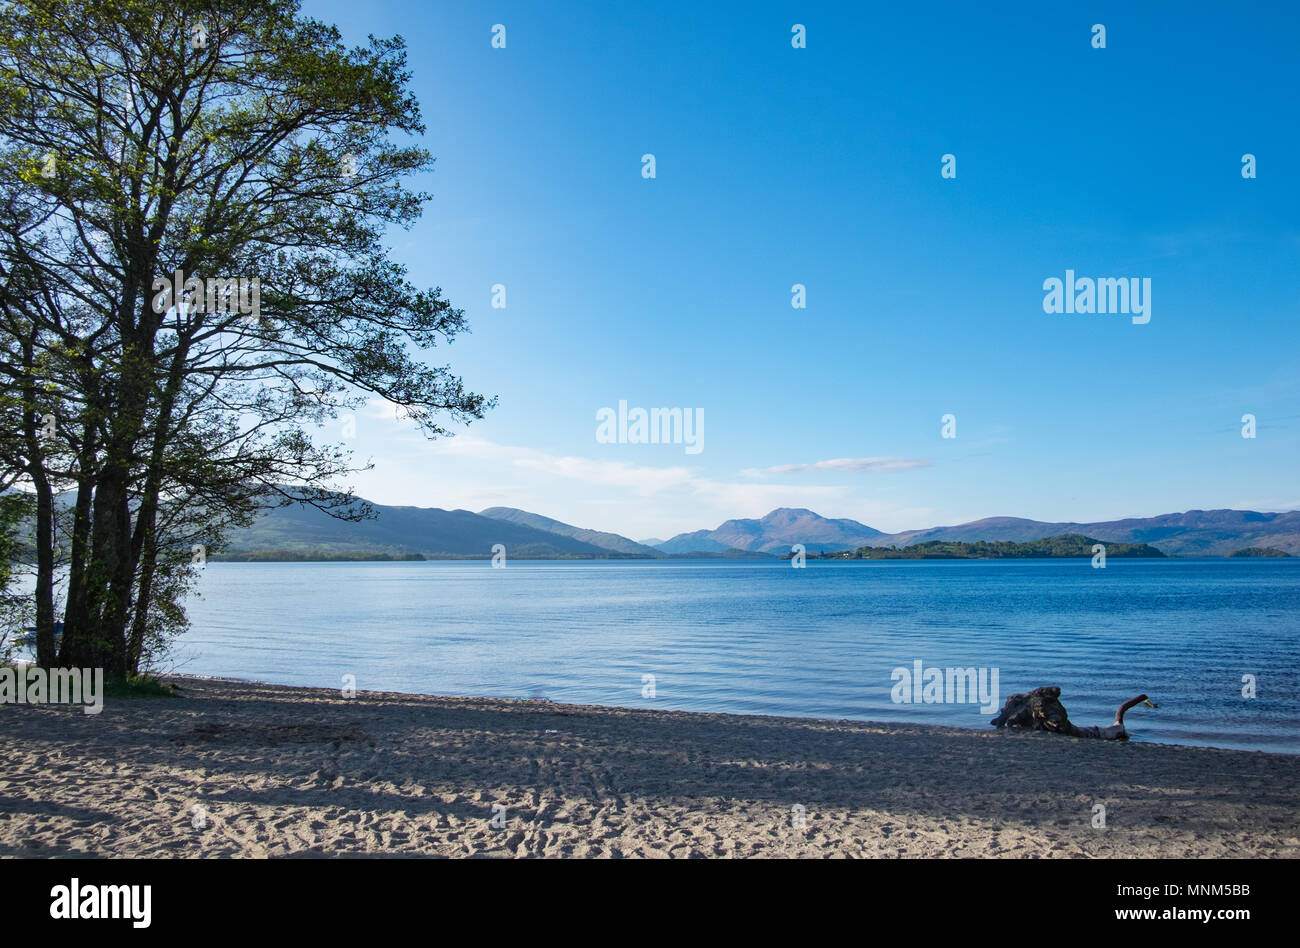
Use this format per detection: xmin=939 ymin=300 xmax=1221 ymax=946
xmin=349 ymin=427 xmax=938 ymax=537
xmin=740 ymin=457 xmax=932 ymax=477
xmin=514 ymin=454 xmax=696 ymax=494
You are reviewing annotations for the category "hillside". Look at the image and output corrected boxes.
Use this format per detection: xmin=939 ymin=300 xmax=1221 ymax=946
xmin=220 ymin=499 xmax=635 ymax=559
xmin=863 ymin=510 xmax=1300 ymax=556
xmin=656 ymin=508 xmax=885 ymax=554
xmin=478 ymin=508 xmax=660 ymax=556
xmin=205 ymin=495 xmax=1300 ymax=560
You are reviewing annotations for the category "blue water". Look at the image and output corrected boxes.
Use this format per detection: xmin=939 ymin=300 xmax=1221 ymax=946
xmin=173 ymin=558 xmax=1300 ymax=753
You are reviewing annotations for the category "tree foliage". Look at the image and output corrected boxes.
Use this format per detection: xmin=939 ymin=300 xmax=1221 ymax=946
xmin=0 ymin=0 xmax=492 ymax=675
xmin=825 ymin=535 xmax=1166 ymax=559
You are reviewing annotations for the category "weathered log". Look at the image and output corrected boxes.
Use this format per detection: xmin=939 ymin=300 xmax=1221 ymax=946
xmin=990 ymin=686 xmax=1155 ymax=740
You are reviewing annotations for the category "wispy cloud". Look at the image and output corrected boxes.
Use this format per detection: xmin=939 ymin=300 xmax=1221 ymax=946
xmin=433 ymin=437 xmax=835 ymax=500
xmin=358 ymin=431 xmax=936 ymax=534
xmin=514 ymin=454 xmax=696 ymax=495
xmin=740 ymin=457 xmax=932 ymax=477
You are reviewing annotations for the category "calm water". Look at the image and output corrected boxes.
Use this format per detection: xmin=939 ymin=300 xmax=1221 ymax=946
xmin=173 ymin=559 xmax=1300 ymax=753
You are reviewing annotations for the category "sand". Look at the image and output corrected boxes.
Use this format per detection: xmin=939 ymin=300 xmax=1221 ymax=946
xmin=1 ymin=676 xmax=1296 ymax=857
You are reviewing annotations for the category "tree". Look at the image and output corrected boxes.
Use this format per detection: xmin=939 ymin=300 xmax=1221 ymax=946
xmin=0 ymin=490 xmax=34 ymax=662
xmin=0 ymin=0 xmax=493 ymax=676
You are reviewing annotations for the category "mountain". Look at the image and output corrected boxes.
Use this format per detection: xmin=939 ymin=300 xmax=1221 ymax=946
xmin=655 ymin=508 xmax=886 ymax=555
xmin=865 ymin=510 xmax=1300 ymax=556
xmin=215 ymin=494 xmax=1300 ymax=559
xmin=221 ymin=498 xmax=633 ymax=559
xmin=651 ymin=529 xmax=731 ymax=554
xmin=654 ymin=508 xmax=1300 ymax=556
xmin=478 ymin=507 xmax=661 ymax=556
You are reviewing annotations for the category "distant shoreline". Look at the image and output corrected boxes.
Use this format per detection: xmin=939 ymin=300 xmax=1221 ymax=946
xmin=207 ymin=552 xmax=1287 ymax=562
xmin=209 ymin=534 xmax=1290 ymax=562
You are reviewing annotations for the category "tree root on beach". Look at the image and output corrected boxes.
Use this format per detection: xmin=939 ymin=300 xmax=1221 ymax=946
xmin=990 ymin=686 xmax=1156 ymax=740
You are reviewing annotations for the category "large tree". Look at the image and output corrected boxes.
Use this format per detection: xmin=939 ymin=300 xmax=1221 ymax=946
xmin=0 ymin=0 xmax=492 ymax=675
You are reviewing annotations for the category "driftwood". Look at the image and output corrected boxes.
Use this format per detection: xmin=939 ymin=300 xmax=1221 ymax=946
xmin=990 ymin=686 xmax=1155 ymax=740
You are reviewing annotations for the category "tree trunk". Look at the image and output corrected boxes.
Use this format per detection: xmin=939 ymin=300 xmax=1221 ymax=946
xmin=74 ymin=317 xmax=152 ymax=678
xmin=70 ymin=464 xmax=132 ymax=676
xmin=990 ymin=686 xmax=1154 ymax=740
xmin=127 ymin=539 xmax=157 ymax=675
xmin=19 ymin=338 xmax=56 ymax=668
xmin=30 ymin=475 xmax=55 ymax=667
xmin=58 ymin=476 xmax=95 ymax=664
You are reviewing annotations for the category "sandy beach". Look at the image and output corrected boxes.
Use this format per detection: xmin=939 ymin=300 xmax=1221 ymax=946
xmin=1 ymin=676 xmax=1296 ymax=858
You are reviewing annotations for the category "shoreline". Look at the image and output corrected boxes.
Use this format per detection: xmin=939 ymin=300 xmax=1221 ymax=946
xmin=2 ymin=675 xmax=1297 ymax=857
xmin=196 ymin=554 xmax=1291 ymax=561
xmin=156 ymin=672 xmax=1297 ymax=756
xmin=6 ymin=664 xmax=1296 ymax=754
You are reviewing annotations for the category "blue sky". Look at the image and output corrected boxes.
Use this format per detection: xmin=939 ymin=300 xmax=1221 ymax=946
xmin=301 ymin=0 xmax=1299 ymax=540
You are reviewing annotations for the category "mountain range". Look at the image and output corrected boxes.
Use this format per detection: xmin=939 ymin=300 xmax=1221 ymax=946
xmin=219 ymin=499 xmax=621 ymax=559
xmin=858 ymin=510 xmax=1300 ymax=556
xmin=216 ymin=496 xmax=1300 ymax=559
xmin=653 ymin=508 xmax=886 ymax=554
xmin=477 ymin=507 xmax=661 ymax=556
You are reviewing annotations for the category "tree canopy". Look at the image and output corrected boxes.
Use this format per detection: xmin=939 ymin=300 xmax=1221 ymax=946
xmin=0 ymin=0 xmax=492 ymax=675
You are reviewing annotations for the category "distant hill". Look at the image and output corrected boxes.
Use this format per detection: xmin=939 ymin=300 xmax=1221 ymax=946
xmin=864 ymin=510 xmax=1300 ymax=556
xmin=1227 ymin=547 xmax=1291 ymax=557
xmin=655 ymin=508 xmax=885 ymax=554
xmin=220 ymin=498 xmax=635 ymax=559
xmin=211 ymin=494 xmax=1300 ymax=560
xmin=478 ymin=507 xmax=660 ymax=556
xmin=813 ymin=535 xmax=1165 ymax=560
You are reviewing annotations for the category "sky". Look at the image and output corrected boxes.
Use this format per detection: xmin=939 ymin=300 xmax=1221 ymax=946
xmin=299 ymin=0 xmax=1299 ymax=541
